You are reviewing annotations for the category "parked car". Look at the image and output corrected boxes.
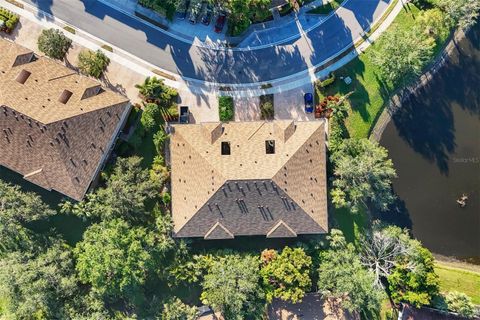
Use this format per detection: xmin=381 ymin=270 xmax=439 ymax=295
xmin=304 ymin=93 xmax=314 ymax=113
xmin=214 ymin=13 xmax=226 ymax=33
xmin=201 ymin=7 xmax=213 ymax=26
xmin=188 ymin=2 xmax=201 ymax=24
xmin=179 ymin=106 xmax=190 ymax=124
xmin=177 ymin=0 xmax=190 ymax=20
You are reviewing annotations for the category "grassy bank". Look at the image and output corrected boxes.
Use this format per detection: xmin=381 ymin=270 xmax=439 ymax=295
xmin=324 ymin=4 xmax=450 ymax=138
xmin=435 ymin=262 xmax=480 ymax=304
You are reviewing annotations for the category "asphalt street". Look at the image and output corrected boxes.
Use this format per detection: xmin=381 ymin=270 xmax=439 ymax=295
xmin=24 ymin=0 xmax=392 ymax=84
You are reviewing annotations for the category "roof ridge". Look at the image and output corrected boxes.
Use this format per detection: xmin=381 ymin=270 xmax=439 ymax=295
xmin=266 ymin=219 xmax=297 ymax=238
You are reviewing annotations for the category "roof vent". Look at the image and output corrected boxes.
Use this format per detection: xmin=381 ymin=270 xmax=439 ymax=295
xmin=15 ymin=70 xmax=31 ymax=84
xmin=12 ymin=52 xmax=35 ymax=67
xmin=59 ymin=90 xmax=73 ymax=104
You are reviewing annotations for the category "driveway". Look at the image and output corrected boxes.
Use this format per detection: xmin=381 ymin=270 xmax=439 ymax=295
xmin=274 ymin=82 xmax=315 ymax=121
xmin=19 ymin=0 xmax=392 ymax=84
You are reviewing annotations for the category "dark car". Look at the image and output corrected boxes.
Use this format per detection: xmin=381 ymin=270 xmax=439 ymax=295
xmin=179 ymin=106 xmax=190 ymax=123
xmin=304 ymin=93 xmax=314 ymax=113
xmin=214 ymin=14 xmax=226 ymax=33
xmin=201 ymin=8 xmax=213 ymax=25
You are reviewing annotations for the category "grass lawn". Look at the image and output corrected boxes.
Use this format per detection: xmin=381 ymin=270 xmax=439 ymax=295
xmin=435 ymin=263 xmax=480 ymax=304
xmin=308 ymin=0 xmax=342 ymax=14
xmin=323 ymin=4 xmax=450 ymax=138
xmin=332 ymin=207 xmax=366 ymax=245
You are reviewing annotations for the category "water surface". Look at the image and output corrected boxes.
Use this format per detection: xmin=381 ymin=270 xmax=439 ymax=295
xmin=380 ymin=25 xmax=480 ymax=262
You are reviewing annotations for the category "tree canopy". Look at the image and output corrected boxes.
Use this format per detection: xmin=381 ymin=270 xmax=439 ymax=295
xmin=62 ymin=156 xmax=157 ymax=222
xmin=317 ymin=230 xmax=384 ymax=318
xmin=371 ymin=24 xmax=435 ymax=84
xmin=0 ymin=242 xmax=79 ymax=319
xmin=201 ymin=254 xmax=265 ymax=320
xmin=78 ymin=49 xmax=110 ymax=78
xmin=331 ymin=138 xmax=397 ymax=213
xmin=0 ymin=181 xmax=56 ymax=256
xmin=260 ymin=246 xmax=312 ymax=303
xmin=37 ymin=28 xmax=72 ymax=60
xmin=74 ymin=218 xmax=157 ymax=300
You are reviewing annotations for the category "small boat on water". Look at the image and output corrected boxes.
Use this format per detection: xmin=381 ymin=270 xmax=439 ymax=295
xmin=456 ymin=194 xmax=468 ymax=207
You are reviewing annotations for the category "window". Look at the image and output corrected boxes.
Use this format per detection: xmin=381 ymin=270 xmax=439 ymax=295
xmin=221 ymin=141 xmax=231 ymax=155
xmin=266 ymin=140 xmax=275 ymax=154
xmin=15 ymin=70 xmax=31 ymax=84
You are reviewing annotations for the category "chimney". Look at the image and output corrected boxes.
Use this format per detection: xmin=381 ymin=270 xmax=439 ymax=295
xmin=274 ymin=120 xmax=296 ymax=142
xmin=202 ymin=122 xmax=223 ymax=144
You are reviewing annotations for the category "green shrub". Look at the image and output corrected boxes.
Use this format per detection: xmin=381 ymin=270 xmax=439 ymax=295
xmin=63 ymin=26 xmax=75 ymax=34
xmin=37 ymin=28 xmax=72 ymax=60
xmin=218 ymin=96 xmax=234 ymax=122
xmin=0 ymin=7 xmax=19 ymax=33
xmin=140 ymin=103 xmax=160 ymax=132
xmin=318 ymin=73 xmax=336 ymax=88
xmin=260 ymin=94 xmax=274 ymax=120
xmin=78 ymin=49 xmax=110 ymax=78
xmin=445 ymin=292 xmax=476 ymax=318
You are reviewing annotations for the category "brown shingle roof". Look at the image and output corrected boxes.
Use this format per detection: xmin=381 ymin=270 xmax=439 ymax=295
xmin=0 ymin=38 xmax=130 ymax=200
xmin=170 ymin=120 xmax=328 ymax=238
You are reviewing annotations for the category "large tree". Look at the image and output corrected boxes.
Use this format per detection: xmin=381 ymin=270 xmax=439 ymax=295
xmin=317 ymin=230 xmax=384 ymax=318
xmin=387 ymin=241 xmax=439 ymax=307
xmin=331 ymin=138 xmax=397 ymax=213
xmin=74 ymin=218 xmax=158 ymax=300
xmin=201 ymin=254 xmax=265 ymax=320
xmin=371 ymin=26 xmax=435 ymax=84
xmin=135 ymin=76 xmax=177 ymax=104
xmin=37 ymin=28 xmax=72 ymax=60
xmin=434 ymin=0 xmax=480 ymax=30
xmin=160 ymin=297 xmax=198 ymax=320
xmin=0 ymin=242 xmax=79 ymax=319
xmin=0 ymin=180 xmax=56 ymax=256
xmin=62 ymin=157 xmax=157 ymax=222
xmin=260 ymin=246 xmax=312 ymax=303
xmin=358 ymin=224 xmax=412 ymax=288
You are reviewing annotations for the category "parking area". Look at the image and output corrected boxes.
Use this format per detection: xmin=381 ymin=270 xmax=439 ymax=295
xmin=274 ymin=82 xmax=315 ymax=121
xmin=170 ymin=0 xmax=227 ymax=43
xmin=177 ymin=88 xmax=219 ymax=123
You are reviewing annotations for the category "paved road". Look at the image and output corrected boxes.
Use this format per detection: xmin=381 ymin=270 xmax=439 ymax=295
xmin=24 ymin=0 xmax=391 ymax=84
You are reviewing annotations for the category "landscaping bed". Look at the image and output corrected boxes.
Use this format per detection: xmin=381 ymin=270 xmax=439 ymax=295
xmin=260 ymin=94 xmax=274 ymax=120
xmin=308 ymin=0 xmax=342 ymax=15
xmin=0 ymin=7 xmax=19 ymax=33
xmin=218 ymin=96 xmax=234 ymax=122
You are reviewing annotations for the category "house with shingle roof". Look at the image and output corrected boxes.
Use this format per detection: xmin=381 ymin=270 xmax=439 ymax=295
xmin=170 ymin=120 xmax=328 ymax=239
xmin=0 ymin=38 xmax=130 ymax=200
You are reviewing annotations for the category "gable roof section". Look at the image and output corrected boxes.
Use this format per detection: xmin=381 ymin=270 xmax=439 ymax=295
xmin=170 ymin=120 xmax=328 ymax=238
xmin=204 ymin=222 xmax=234 ymax=240
xmin=266 ymin=220 xmax=297 ymax=238
xmin=0 ymin=39 xmax=130 ymax=200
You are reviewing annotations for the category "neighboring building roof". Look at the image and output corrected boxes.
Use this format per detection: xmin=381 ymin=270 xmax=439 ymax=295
xmin=170 ymin=120 xmax=328 ymax=238
xmin=268 ymin=293 xmax=355 ymax=320
xmin=0 ymin=38 xmax=130 ymax=200
xmin=401 ymin=304 xmax=475 ymax=320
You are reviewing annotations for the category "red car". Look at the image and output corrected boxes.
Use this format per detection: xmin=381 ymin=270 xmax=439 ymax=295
xmin=214 ymin=14 xmax=226 ymax=33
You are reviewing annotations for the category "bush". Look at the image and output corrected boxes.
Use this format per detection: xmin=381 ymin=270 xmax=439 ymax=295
xmin=140 ymin=103 xmax=160 ymax=132
xmin=218 ymin=96 xmax=234 ymax=122
xmin=37 ymin=28 xmax=72 ymax=60
xmin=445 ymin=292 xmax=476 ymax=318
xmin=317 ymin=73 xmax=336 ymax=88
xmin=0 ymin=7 xmax=19 ymax=33
xmin=78 ymin=49 xmax=110 ymax=78
xmin=260 ymin=94 xmax=274 ymax=120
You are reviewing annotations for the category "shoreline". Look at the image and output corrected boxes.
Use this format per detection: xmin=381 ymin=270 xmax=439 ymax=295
xmin=369 ymin=27 xmax=468 ymax=142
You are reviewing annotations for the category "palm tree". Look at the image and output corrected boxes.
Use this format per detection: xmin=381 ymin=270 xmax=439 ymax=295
xmin=135 ymin=76 xmax=167 ymax=102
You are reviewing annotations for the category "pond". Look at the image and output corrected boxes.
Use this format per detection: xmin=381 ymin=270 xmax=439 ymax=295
xmin=379 ymin=25 xmax=480 ymax=263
